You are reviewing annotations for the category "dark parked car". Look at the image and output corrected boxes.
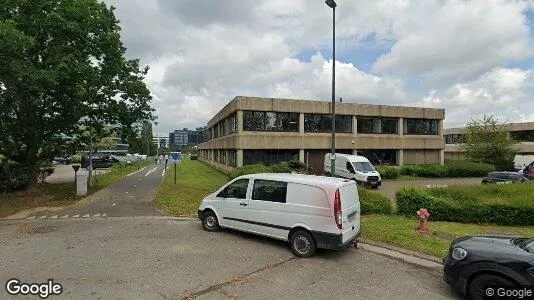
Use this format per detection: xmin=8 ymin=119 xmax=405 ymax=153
xmin=52 ymin=156 xmax=71 ymax=165
xmin=444 ymin=235 xmax=534 ymax=300
xmin=481 ymin=171 xmax=529 ymax=184
xmin=81 ymin=155 xmax=119 ymax=169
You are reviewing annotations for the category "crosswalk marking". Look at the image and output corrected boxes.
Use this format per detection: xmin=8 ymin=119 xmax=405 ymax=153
xmin=60 ymin=215 xmax=68 ymax=219
xmin=82 ymin=214 xmax=90 ymax=218
xmin=49 ymin=215 xmax=58 ymax=219
xmin=72 ymin=214 xmax=79 ymax=218
xmin=93 ymin=213 xmax=100 ymax=217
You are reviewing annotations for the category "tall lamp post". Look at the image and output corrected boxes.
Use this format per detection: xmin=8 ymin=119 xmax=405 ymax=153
xmin=325 ymin=0 xmax=337 ymax=177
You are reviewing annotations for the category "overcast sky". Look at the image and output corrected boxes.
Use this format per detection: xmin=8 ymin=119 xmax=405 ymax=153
xmin=104 ymin=0 xmax=534 ymax=134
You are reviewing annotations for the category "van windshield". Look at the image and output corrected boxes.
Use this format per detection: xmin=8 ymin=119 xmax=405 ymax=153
xmin=352 ymin=162 xmax=375 ymax=172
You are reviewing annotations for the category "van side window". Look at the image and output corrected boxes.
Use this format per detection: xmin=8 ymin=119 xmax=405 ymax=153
xmin=217 ymin=179 xmax=249 ymax=199
xmin=346 ymin=162 xmax=355 ymax=174
xmin=252 ymin=180 xmax=287 ymax=203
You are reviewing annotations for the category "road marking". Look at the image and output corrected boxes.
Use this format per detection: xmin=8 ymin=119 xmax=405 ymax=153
xmin=144 ymin=167 xmax=157 ymax=177
xmin=82 ymin=214 xmax=90 ymax=218
xmin=26 ymin=216 xmax=35 ymax=220
xmin=39 ymin=216 xmax=47 ymax=219
xmin=72 ymin=214 xmax=79 ymax=218
xmin=102 ymin=213 xmax=107 ymax=217
xmin=60 ymin=215 xmax=68 ymax=219
xmin=49 ymin=215 xmax=58 ymax=219
xmin=161 ymin=169 xmax=166 ymax=177
xmin=93 ymin=213 xmax=100 ymax=217
xmin=127 ymin=166 xmax=147 ymax=177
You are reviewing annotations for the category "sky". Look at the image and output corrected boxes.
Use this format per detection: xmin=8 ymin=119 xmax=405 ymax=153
xmin=103 ymin=0 xmax=534 ymax=134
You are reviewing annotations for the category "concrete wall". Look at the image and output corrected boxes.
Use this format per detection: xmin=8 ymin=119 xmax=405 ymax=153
xmin=403 ymin=150 xmax=441 ymax=165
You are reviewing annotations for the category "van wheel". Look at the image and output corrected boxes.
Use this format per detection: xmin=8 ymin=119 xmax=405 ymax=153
xmin=202 ymin=211 xmax=220 ymax=232
xmin=290 ymin=230 xmax=316 ymax=258
xmin=468 ymin=274 xmax=515 ymax=300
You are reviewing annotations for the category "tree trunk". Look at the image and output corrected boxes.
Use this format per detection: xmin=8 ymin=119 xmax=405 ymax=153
xmin=24 ymin=159 xmax=40 ymax=189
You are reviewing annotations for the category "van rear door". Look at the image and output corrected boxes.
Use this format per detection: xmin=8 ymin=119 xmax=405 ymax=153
xmin=338 ymin=183 xmax=361 ymax=243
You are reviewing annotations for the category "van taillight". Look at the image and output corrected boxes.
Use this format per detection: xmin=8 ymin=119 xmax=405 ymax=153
xmin=334 ymin=189 xmax=342 ymax=229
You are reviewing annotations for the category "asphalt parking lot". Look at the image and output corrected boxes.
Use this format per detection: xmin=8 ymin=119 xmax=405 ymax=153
xmin=0 ymin=218 xmax=458 ymax=299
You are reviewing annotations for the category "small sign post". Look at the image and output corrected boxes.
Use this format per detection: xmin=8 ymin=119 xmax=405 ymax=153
xmin=171 ymin=153 xmax=180 ymax=185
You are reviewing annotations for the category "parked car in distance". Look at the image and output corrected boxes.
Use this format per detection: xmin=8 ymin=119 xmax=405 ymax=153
xmin=52 ymin=156 xmax=71 ymax=165
xmin=81 ymin=154 xmax=119 ymax=169
xmin=198 ymin=173 xmax=361 ymax=258
xmin=481 ymin=171 xmax=529 ymax=184
xmin=324 ymin=153 xmax=381 ymax=189
xmin=443 ymin=235 xmax=534 ymax=300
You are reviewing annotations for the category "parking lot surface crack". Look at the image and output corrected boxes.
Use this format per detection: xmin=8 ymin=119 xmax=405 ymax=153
xmin=182 ymin=257 xmax=294 ymax=299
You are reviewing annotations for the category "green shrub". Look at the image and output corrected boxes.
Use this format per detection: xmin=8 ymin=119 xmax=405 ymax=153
xmin=190 ymin=155 xmax=198 ymax=160
xmin=400 ymin=161 xmax=495 ymax=178
xmin=70 ymin=155 xmax=82 ymax=164
xmin=359 ymin=188 xmax=394 ymax=215
xmin=0 ymin=159 xmax=29 ymax=192
xmin=229 ymin=164 xmax=272 ymax=179
xmin=229 ymin=161 xmax=312 ymax=179
xmin=376 ymin=166 xmax=400 ymax=179
xmin=396 ymin=186 xmax=534 ymax=226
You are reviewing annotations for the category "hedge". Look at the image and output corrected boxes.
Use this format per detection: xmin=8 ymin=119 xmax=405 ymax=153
xmin=0 ymin=160 xmax=29 ymax=192
xmin=396 ymin=186 xmax=534 ymax=226
xmin=400 ymin=161 xmax=495 ymax=178
xmin=375 ymin=166 xmax=400 ymax=179
xmin=229 ymin=160 xmax=310 ymax=179
xmin=359 ymin=188 xmax=394 ymax=215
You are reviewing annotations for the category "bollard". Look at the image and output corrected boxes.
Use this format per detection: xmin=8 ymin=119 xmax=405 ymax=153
xmin=416 ymin=208 xmax=430 ymax=233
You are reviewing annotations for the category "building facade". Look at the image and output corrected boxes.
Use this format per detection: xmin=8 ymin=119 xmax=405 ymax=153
xmin=169 ymin=127 xmax=205 ymax=150
xmin=153 ymin=134 xmax=169 ymax=149
xmin=197 ymin=96 xmax=445 ymax=173
xmin=444 ymin=122 xmax=534 ymax=160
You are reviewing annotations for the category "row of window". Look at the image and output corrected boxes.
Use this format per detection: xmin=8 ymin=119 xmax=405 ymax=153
xmin=445 ymin=134 xmax=465 ymax=144
xmin=217 ymin=179 xmax=288 ymax=203
xmin=206 ymin=110 xmax=441 ymax=138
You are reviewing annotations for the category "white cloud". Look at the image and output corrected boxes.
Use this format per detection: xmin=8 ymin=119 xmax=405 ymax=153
xmin=420 ymin=67 xmax=534 ymax=127
xmin=372 ymin=0 xmax=532 ymax=82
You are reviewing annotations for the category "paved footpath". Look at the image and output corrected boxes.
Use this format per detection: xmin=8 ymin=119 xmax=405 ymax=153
xmin=26 ymin=164 xmax=167 ymax=220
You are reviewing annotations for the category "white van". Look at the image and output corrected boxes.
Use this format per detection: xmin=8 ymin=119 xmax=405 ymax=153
xmin=197 ymin=173 xmax=361 ymax=257
xmin=324 ymin=153 xmax=382 ymax=189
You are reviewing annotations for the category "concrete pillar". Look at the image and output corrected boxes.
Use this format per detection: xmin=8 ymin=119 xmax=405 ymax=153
xmin=299 ymin=149 xmax=305 ymax=163
xmin=398 ymin=149 xmax=404 ymax=166
xmin=438 ymin=120 xmax=444 ymax=137
xmin=299 ymin=113 xmax=304 ymax=134
xmin=353 ymin=116 xmax=358 ymax=135
xmin=237 ymin=110 xmax=244 ymax=134
xmin=352 ymin=149 xmax=358 ymax=155
xmin=237 ymin=149 xmax=243 ymax=167
xmin=399 ymin=118 xmax=404 ymax=136
xmin=439 ymin=149 xmax=445 ymax=165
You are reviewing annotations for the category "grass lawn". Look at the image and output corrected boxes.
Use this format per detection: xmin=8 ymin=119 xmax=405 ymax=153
xmin=362 ymin=215 xmax=534 ymax=258
xmin=155 ymin=160 xmax=230 ymax=216
xmin=0 ymin=159 xmax=154 ymax=218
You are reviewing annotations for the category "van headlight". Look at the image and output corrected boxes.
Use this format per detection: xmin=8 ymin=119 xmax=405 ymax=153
xmin=451 ymin=247 xmax=467 ymax=260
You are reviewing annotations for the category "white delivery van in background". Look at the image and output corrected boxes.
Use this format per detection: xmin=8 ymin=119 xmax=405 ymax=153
xmin=324 ymin=153 xmax=382 ymax=189
xmin=514 ymin=155 xmax=534 ymax=171
xmin=198 ymin=173 xmax=361 ymax=258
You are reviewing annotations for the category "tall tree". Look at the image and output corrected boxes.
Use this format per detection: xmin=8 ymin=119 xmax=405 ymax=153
xmin=462 ymin=115 xmax=516 ymax=170
xmin=0 ymin=0 xmax=155 ymax=187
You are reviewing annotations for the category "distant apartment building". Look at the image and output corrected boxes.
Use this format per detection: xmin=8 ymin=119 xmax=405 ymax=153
xmin=169 ymin=127 xmax=206 ymax=150
xmin=153 ymin=134 xmax=169 ymax=149
xmin=197 ymin=96 xmax=445 ymax=173
xmin=444 ymin=122 xmax=534 ymax=160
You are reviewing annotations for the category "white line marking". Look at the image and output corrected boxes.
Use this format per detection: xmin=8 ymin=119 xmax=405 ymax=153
xmin=49 ymin=215 xmax=58 ymax=219
xmin=102 ymin=213 xmax=107 ymax=217
xmin=82 ymin=214 xmax=90 ymax=218
xmin=161 ymin=169 xmax=166 ymax=177
xmin=26 ymin=216 xmax=35 ymax=220
xmin=39 ymin=216 xmax=47 ymax=219
xmin=60 ymin=215 xmax=68 ymax=219
xmin=127 ymin=166 xmax=147 ymax=177
xmin=72 ymin=214 xmax=79 ymax=218
xmin=144 ymin=167 xmax=157 ymax=177
xmin=93 ymin=213 xmax=100 ymax=217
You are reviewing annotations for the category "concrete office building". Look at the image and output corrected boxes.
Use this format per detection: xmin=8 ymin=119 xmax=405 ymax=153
xmin=197 ymin=96 xmax=445 ymax=173
xmin=444 ymin=122 xmax=534 ymax=160
xmin=169 ymin=127 xmax=206 ymax=150
xmin=153 ymin=134 xmax=169 ymax=149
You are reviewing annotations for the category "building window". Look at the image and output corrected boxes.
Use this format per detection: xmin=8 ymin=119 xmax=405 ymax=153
xmin=243 ymin=111 xmax=299 ymax=132
xmin=252 ymin=180 xmax=287 ymax=203
xmin=228 ymin=113 xmax=237 ymax=134
xmin=304 ymin=114 xmax=352 ymax=133
xmin=243 ymin=149 xmax=299 ymax=165
xmin=510 ymin=130 xmax=534 ymax=142
xmin=403 ymin=119 xmax=439 ymax=135
xmin=356 ymin=149 xmax=398 ymax=165
xmin=445 ymin=134 xmax=465 ymax=144
xmin=357 ymin=117 xmax=398 ymax=134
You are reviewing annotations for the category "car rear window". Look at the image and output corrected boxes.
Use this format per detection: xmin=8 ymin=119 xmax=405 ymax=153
xmin=252 ymin=180 xmax=287 ymax=203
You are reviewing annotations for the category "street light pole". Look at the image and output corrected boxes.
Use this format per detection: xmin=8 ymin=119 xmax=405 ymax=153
xmin=326 ymin=0 xmax=337 ymax=177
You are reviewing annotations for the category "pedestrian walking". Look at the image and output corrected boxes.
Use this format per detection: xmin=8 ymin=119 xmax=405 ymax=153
xmin=165 ymin=154 xmax=169 ymax=169
xmin=158 ymin=154 xmax=164 ymax=165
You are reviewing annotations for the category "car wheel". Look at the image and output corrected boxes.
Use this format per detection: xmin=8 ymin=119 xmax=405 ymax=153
xmin=289 ymin=230 xmax=317 ymax=258
xmin=468 ymin=274 xmax=515 ymax=300
xmin=201 ymin=211 xmax=220 ymax=232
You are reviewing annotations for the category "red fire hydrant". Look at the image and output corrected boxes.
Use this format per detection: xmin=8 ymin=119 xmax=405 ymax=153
xmin=417 ymin=208 xmax=430 ymax=233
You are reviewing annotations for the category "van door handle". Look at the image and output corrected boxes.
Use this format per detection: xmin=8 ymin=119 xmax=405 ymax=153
xmin=239 ymin=202 xmax=248 ymax=206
